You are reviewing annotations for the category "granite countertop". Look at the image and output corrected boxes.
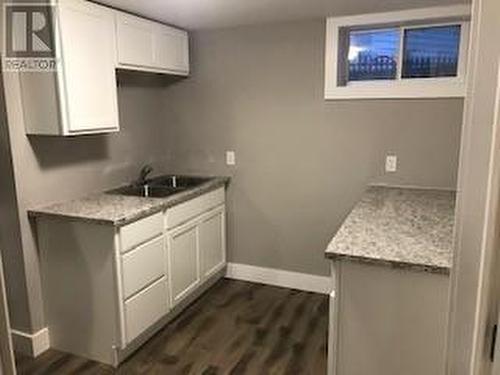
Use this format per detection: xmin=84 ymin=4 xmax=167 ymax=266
xmin=29 ymin=176 xmax=230 ymax=226
xmin=325 ymin=185 xmax=456 ymax=274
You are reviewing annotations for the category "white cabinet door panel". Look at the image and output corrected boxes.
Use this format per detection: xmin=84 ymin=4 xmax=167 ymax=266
xmin=116 ymin=14 xmax=154 ymax=68
xmin=58 ymin=0 xmax=119 ymax=133
xmin=199 ymin=206 xmax=226 ymax=279
xmin=167 ymin=222 xmax=199 ymax=306
xmin=153 ymin=25 xmax=189 ymax=74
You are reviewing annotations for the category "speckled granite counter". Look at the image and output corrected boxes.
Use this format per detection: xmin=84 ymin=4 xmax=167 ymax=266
xmin=29 ymin=176 xmax=230 ymax=226
xmin=325 ymin=185 xmax=456 ymax=274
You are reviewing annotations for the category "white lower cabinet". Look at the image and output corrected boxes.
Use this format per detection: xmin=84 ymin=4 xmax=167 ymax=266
xmin=37 ymin=187 xmax=226 ymax=367
xmin=167 ymin=222 xmax=200 ymax=306
xmin=167 ymin=204 xmax=226 ymax=307
xmin=120 ymin=189 xmax=226 ymax=346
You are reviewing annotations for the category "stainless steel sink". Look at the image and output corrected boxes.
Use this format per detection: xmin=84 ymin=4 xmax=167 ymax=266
xmin=149 ymin=175 xmax=212 ymax=189
xmin=108 ymin=175 xmax=212 ymax=198
xmin=109 ymin=185 xmax=181 ymax=198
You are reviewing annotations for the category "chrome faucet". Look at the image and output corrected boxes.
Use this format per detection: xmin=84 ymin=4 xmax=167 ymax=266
xmin=136 ymin=165 xmax=153 ymax=186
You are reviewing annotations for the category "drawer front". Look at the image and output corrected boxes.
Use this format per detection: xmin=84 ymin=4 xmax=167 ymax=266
xmin=122 ymin=235 xmax=165 ymax=299
xmin=166 ymin=188 xmax=225 ymax=229
xmin=124 ymin=277 xmax=168 ymax=344
xmin=121 ymin=212 xmax=163 ymax=253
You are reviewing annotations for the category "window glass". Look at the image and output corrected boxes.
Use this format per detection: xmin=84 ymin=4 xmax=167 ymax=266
xmin=402 ymin=25 xmax=461 ymax=78
xmin=348 ymin=28 xmax=400 ymax=82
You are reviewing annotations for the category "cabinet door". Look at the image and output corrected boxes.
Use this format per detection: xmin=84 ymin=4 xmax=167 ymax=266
xmin=153 ymin=25 xmax=189 ymax=74
xmin=116 ymin=13 xmax=154 ymax=68
xmin=58 ymin=0 xmax=119 ymax=134
xmin=199 ymin=206 xmax=226 ymax=280
xmin=167 ymin=222 xmax=199 ymax=307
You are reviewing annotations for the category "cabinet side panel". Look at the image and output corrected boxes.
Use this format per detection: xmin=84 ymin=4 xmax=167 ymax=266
xmin=19 ymin=72 xmax=62 ymax=135
xmin=337 ymin=261 xmax=449 ymax=375
xmin=38 ymin=219 xmax=118 ymax=365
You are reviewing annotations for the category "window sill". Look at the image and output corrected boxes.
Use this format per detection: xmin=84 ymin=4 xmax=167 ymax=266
xmin=324 ymin=80 xmax=466 ymax=100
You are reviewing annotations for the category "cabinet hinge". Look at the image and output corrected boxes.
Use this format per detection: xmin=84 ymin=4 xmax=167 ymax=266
xmin=491 ymin=324 xmax=498 ymax=362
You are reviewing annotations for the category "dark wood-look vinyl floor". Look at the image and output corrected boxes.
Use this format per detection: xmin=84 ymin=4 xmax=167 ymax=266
xmin=16 ymin=279 xmax=328 ymax=375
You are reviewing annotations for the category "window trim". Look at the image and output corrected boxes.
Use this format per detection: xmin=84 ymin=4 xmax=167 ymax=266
xmin=324 ymin=5 xmax=471 ymax=100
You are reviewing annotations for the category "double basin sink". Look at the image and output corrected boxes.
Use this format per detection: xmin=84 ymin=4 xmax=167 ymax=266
xmin=109 ymin=175 xmax=212 ymax=198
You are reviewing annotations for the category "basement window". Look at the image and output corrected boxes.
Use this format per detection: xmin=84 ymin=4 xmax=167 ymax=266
xmin=324 ymin=6 xmax=471 ymax=99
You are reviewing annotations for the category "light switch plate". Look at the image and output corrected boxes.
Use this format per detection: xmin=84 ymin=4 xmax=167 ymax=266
xmin=385 ymin=155 xmax=397 ymax=172
xmin=226 ymin=151 xmax=236 ymax=166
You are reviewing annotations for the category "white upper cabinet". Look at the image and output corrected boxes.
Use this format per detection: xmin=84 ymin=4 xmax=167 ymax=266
xmin=22 ymin=0 xmax=119 ymax=135
xmin=57 ymin=0 xmax=119 ymax=134
xmin=21 ymin=0 xmax=189 ymax=136
xmin=116 ymin=13 xmax=189 ymax=76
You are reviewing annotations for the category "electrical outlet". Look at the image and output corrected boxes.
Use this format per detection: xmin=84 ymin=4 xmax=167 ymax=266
xmin=226 ymin=151 xmax=236 ymax=166
xmin=385 ymin=155 xmax=397 ymax=172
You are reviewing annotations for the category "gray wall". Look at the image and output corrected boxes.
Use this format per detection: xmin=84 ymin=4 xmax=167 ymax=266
xmin=2 ymin=73 xmax=170 ymax=332
xmin=162 ymin=19 xmax=463 ymax=276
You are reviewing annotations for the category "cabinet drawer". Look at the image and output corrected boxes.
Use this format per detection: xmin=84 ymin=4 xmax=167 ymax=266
xmin=122 ymin=235 xmax=165 ymax=299
xmin=166 ymin=188 xmax=225 ymax=229
xmin=120 ymin=212 xmax=163 ymax=253
xmin=124 ymin=277 xmax=168 ymax=344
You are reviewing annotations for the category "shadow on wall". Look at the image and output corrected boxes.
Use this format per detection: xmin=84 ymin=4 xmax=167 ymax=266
xmin=26 ymin=70 xmax=183 ymax=170
xmin=27 ymin=135 xmax=109 ymax=169
xmin=116 ymin=70 xmax=185 ymax=88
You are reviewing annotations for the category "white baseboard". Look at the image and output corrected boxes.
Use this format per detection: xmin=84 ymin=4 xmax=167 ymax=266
xmin=225 ymin=263 xmax=332 ymax=294
xmin=11 ymin=328 xmax=50 ymax=357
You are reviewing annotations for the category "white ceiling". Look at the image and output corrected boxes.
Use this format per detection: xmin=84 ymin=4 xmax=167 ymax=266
xmin=96 ymin=0 xmax=469 ymax=30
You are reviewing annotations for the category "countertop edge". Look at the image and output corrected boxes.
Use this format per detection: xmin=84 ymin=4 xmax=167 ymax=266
xmin=28 ymin=177 xmax=230 ymax=227
xmin=324 ymin=252 xmax=450 ymax=275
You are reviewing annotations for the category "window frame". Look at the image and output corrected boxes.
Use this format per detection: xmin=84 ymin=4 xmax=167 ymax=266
xmin=324 ymin=5 xmax=471 ymax=100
